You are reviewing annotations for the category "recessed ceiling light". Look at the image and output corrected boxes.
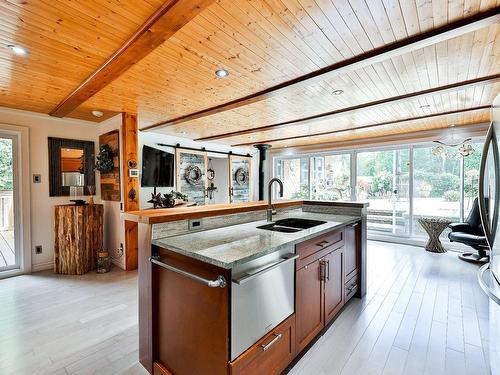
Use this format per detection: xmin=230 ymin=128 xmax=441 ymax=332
xmin=332 ymin=89 xmax=344 ymax=95
xmin=7 ymin=44 xmax=28 ymax=56
xmin=215 ymin=69 xmax=229 ymax=78
xmin=91 ymin=110 xmax=104 ymax=118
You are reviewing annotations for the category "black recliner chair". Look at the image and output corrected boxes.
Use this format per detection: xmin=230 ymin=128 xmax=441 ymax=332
xmin=448 ymin=197 xmax=489 ymax=264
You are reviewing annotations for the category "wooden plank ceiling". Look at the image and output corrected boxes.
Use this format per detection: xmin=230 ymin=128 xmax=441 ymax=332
xmin=0 ymin=0 xmax=499 ymax=148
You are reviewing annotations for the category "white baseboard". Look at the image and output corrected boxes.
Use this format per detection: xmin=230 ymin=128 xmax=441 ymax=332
xmin=32 ymin=261 xmax=54 ymax=272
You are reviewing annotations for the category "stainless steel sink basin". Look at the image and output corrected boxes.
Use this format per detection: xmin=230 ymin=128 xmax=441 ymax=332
xmin=257 ymin=218 xmax=327 ymax=233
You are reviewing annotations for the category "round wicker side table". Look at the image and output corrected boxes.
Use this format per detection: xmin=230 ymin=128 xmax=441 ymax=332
xmin=418 ymin=217 xmax=452 ymax=253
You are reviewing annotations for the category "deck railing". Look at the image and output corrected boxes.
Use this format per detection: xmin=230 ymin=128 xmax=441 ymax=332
xmin=0 ymin=190 xmax=13 ymax=230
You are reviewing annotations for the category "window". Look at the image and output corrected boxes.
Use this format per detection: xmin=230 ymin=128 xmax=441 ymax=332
xmin=463 ymin=142 xmax=483 ymax=218
xmin=311 ymin=154 xmax=351 ymax=201
xmin=412 ymin=146 xmax=461 ymax=238
xmin=273 ymin=138 xmax=484 ymax=242
xmin=357 ymin=149 xmax=410 ymax=235
xmin=275 ymin=158 xmax=309 ymax=199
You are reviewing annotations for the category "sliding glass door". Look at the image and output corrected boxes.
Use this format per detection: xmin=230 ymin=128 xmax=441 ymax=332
xmin=0 ymin=135 xmax=17 ymax=272
xmin=356 ymin=149 xmax=410 ymax=235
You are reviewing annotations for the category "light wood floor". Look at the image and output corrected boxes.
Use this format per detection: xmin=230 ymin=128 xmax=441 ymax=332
xmin=0 ymin=241 xmax=489 ymax=375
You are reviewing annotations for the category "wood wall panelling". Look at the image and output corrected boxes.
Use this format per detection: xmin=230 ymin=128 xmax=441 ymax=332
xmin=50 ymin=0 xmax=217 ymax=118
xmin=122 ymin=112 xmax=139 ymax=271
xmin=140 ymin=7 xmax=500 ymax=132
xmin=0 ymin=0 xmax=167 ymax=117
xmin=99 ymin=130 xmax=121 ymax=201
xmin=194 ymin=74 xmax=500 ymax=142
xmin=73 ymin=2 xmax=499 ymax=130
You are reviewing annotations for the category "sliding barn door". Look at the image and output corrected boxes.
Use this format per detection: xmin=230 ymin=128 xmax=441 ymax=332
xmin=229 ymin=155 xmax=252 ymax=203
xmin=176 ymin=149 xmax=208 ymax=206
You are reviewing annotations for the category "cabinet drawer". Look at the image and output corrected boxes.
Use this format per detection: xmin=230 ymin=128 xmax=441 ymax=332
xmin=296 ymin=229 xmax=344 ymax=270
xmin=345 ymin=274 xmax=358 ymax=302
xmin=230 ymin=315 xmax=295 ymax=375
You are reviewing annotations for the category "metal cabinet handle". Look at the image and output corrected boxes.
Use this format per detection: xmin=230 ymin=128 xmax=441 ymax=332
xmin=326 ymin=260 xmax=330 ymax=280
xmin=351 ymin=222 xmax=359 ymax=227
xmin=317 ymin=240 xmax=330 ymax=247
xmin=150 ymin=257 xmax=227 ymax=288
xmin=261 ymin=333 xmax=282 ymax=351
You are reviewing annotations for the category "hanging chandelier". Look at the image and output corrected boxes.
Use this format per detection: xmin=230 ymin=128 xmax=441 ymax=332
xmin=431 ymin=124 xmax=475 ymax=158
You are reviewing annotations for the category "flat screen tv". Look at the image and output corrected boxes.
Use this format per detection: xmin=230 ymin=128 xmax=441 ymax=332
xmin=141 ymin=145 xmax=174 ymax=187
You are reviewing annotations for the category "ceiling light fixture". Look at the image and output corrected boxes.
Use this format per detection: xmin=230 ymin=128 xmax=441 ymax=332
xmin=7 ymin=44 xmax=28 ymax=56
xmin=432 ymin=124 xmax=474 ymax=158
xmin=91 ymin=110 xmax=104 ymax=118
xmin=332 ymin=89 xmax=344 ymax=95
xmin=215 ymin=69 xmax=229 ymax=78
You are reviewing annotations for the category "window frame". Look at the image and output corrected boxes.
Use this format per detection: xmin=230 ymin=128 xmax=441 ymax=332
xmin=272 ymin=137 xmax=485 ymax=241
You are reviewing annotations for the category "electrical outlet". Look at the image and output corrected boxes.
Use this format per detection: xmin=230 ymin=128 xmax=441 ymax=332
xmin=35 ymin=245 xmax=42 ymax=254
xmin=118 ymin=243 xmax=124 ymax=256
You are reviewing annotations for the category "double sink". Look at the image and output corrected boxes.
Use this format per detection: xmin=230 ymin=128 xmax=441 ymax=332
xmin=257 ymin=218 xmax=326 ymax=233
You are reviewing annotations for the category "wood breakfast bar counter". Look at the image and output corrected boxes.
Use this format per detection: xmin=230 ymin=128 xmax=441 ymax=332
xmin=124 ymin=200 xmax=368 ymax=375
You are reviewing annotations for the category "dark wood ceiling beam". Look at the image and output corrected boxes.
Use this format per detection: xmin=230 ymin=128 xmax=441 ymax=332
xmin=142 ymin=7 xmax=500 ymax=131
xmin=195 ymin=74 xmax=500 ymax=141
xmin=231 ymin=106 xmax=492 ymax=146
xmin=50 ymin=0 xmax=215 ymax=118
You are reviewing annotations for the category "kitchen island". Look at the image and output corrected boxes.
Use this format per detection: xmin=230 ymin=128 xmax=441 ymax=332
xmin=124 ymin=200 xmax=368 ymax=375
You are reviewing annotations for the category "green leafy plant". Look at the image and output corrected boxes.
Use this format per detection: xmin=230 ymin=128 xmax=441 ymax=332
xmin=95 ymin=144 xmax=114 ymax=173
xmin=0 ymin=139 xmax=13 ymax=190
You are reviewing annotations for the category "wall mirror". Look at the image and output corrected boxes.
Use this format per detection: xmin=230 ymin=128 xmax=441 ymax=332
xmin=48 ymin=137 xmax=95 ymax=196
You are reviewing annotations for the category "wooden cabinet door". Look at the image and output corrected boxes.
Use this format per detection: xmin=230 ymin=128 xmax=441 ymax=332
xmin=296 ymin=259 xmax=324 ymax=352
xmin=344 ymin=223 xmax=358 ymax=279
xmin=324 ymin=249 xmax=345 ymax=324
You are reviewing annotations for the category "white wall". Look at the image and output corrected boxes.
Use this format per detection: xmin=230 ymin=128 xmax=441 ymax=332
xmin=98 ymin=115 xmax=126 ymax=269
xmin=0 ymin=107 xmax=101 ymax=272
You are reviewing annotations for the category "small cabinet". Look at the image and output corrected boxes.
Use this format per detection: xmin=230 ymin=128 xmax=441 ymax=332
xmin=295 ymin=227 xmax=346 ymax=352
xmin=296 ymin=259 xmax=324 ymax=352
xmin=344 ymin=221 xmax=361 ymax=302
xmin=324 ymin=249 xmax=344 ymax=324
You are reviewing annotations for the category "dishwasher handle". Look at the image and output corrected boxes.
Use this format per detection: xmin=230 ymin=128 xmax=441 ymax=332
xmin=232 ymin=253 xmax=299 ymax=285
xmin=151 ymin=257 xmax=227 ymax=288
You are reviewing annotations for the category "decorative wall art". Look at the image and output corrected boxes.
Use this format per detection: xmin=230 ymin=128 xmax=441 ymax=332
xmin=176 ymin=149 xmax=207 ymax=206
xmin=98 ymin=130 xmax=121 ymax=201
xmin=229 ymin=155 xmax=251 ymax=203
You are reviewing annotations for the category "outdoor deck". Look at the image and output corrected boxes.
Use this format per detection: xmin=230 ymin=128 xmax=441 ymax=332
xmin=0 ymin=230 xmax=14 ymax=268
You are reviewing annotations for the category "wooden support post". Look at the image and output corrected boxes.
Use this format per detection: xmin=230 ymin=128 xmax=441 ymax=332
xmin=122 ymin=112 xmax=139 ymax=270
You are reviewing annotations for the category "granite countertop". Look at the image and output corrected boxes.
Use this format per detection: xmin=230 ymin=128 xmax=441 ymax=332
xmin=152 ymin=211 xmax=360 ymax=269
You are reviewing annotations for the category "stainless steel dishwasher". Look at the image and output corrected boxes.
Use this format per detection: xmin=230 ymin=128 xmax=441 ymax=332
xmin=230 ymin=247 xmax=297 ymax=360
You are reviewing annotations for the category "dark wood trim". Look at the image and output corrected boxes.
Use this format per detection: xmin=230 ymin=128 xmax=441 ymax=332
xmin=197 ymin=74 xmax=500 ymax=141
xmin=142 ymin=8 xmax=500 ymax=132
xmin=49 ymin=0 xmax=215 ymax=118
xmin=48 ymin=137 xmax=95 ymax=197
xmin=231 ymin=106 xmax=492 ymax=146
